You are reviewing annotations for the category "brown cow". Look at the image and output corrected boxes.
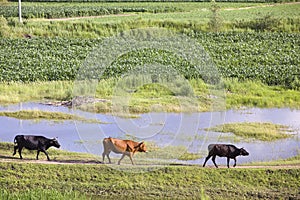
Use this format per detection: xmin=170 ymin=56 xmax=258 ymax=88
xmin=102 ymin=137 xmax=147 ymax=165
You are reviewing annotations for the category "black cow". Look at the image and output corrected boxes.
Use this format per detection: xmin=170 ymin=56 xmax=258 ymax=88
xmin=203 ymin=144 xmax=249 ymax=168
xmin=13 ymin=135 xmax=61 ymax=161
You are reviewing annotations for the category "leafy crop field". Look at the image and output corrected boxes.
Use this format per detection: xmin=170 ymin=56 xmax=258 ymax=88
xmin=0 ymin=32 xmax=299 ymax=88
xmin=0 ymin=4 xmax=183 ymax=19
xmin=1 ymin=2 xmax=299 ymax=21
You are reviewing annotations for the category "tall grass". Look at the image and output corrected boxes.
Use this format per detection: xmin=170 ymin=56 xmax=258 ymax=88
xmin=1 ymin=78 xmax=300 ymax=112
xmin=223 ymin=78 xmax=300 ymax=109
xmin=0 ymin=81 xmax=74 ymax=104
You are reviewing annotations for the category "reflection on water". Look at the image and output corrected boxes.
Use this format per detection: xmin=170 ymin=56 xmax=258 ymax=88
xmin=0 ymin=103 xmax=299 ymax=165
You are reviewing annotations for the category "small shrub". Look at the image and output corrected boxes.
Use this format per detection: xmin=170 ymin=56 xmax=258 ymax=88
xmin=0 ymin=15 xmax=10 ymax=37
xmin=208 ymin=3 xmax=223 ymax=32
xmin=290 ymin=76 xmax=300 ymax=91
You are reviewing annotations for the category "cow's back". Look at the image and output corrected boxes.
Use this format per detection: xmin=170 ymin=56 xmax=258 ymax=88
xmin=103 ymin=138 xmax=140 ymax=154
xmin=14 ymin=135 xmax=47 ymax=150
xmin=208 ymin=144 xmax=240 ymax=157
xmin=103 ymin=137 xmax=127 ymax=153
xmin=208 ymin=144 xmax=217 ymax=152
xmin=208 ymin=144 xmax=227 ymax=156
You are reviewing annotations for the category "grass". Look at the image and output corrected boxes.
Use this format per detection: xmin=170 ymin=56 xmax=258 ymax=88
xmin=206 ymin=122 xmax=294 ymax=141
xmin=249 ymin=154 xmax=300 ymax=166
xmin=223 ymin=79 xmax=300 ymax=109
xmin=0 ymin=189 xmax=89 ymax=200
xmin=1 ymin=78 xmax=300 ymax=113
xmin=0 ymin=145 xmax=299 ymax=199
xmin=0 ymin=110 xmax=103 ymax=123
xmin=0 ymin=81 xmax=74 ymax=105
xmin=1 ymin=2 xmax=299 ymax=38
xmin=0 ymin=142 xmax=299 ymax=199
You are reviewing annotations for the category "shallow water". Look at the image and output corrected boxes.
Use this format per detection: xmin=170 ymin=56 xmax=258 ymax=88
xmin=0 ymin=102 xmax=299 ymax=165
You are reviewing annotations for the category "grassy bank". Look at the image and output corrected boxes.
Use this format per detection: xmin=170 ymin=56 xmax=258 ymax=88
xmin=0 ymin=141 xmax=299 ymax=199
xmin=206 ymin=122 xmax=294 ymax=141
xmin=0 ymin=155 xmax=299 ymax=199
xmin=1 ymin=79 xmax=300 ymax=113
xmin=0 ymin=110 xmax=103 ymax=123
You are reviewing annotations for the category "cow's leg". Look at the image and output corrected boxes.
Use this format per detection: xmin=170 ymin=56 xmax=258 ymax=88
xmin=227 ymin=157 xmax=230 ymax=168
xmin=13 ymin=145 xmax=18 ymax=156
xmin=40 ymin=149 xmax=50 ymax=161
xmin=102 ymin=151 xmax=111 ymax=164
xmin=129 ymin=153 xmax=134 ymax=165
xmin=36 ymin=150 xmax=40 ymax=160
xmin=18 ymin=147 xmax=23 ymax=159
xmin=102 ymin=152 xmax=106 ymax=163
xmin=203 ymin=155 xmax=212 ymax=167
xmin=118 ymin=154 xmax=126 ymax=165
xmin=233 ymin=158 xmax=237 ymax=167
xmin=107 ymin=153 xmax=112 ymax=164
xmin=212 ymin=155 xmax=218 ymax=168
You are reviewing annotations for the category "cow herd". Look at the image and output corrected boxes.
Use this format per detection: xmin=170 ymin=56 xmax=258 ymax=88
xmin=11 ymin=134 xmax=249 ymax=168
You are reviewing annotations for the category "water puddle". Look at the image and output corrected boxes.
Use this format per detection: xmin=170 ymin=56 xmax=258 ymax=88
xmin=0 ymin=102 xmax=299 ymax=165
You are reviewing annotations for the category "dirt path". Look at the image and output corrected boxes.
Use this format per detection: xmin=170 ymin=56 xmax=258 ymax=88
xmin=1 ymin=157 xmax=299 ymax=169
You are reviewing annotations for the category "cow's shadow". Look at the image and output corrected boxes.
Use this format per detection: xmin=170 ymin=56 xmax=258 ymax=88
xmin=0 ymin=155 xmax=20 ymax=160
xmin=0 ymin=155 xmax=103 ymax=164
xmin=54 ymin=159 xmax=103 ymax=164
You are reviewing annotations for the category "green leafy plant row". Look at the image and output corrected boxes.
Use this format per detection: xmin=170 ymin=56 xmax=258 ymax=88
xmin=0 ymin=32 xmax=299 ymax=88
xmin=0 ymin=5 xmax=183 ymax=19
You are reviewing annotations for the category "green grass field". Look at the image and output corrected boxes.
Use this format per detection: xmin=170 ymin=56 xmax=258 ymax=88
xmin=0 ymin=142 xmax=299 ymax=200
xmin=0 ymin=2 xmax=300 ymax=199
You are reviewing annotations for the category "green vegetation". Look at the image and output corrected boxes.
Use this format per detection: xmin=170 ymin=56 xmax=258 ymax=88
xmin=0 ymin=141 xmax=299 ymax=200
xmin=0 ymin=110 xmax=103 ymax=123
xmin=223 ymin=79 xmax=300 ymax=109
xmin=0 ymin=4 xmax=184 ymax=19
xmin=0 ymin=1 xmax=299 ymax=199
xmin=250 ymin=155 xmax=300 ymax=166
xmin=0 ymin=31 xmax=298 ymax=87
xmin=206 ymin=122 xmax=294 ymax=141
xmin=0 ymin=81 xmax=74 ymax=105
xmin=1 ymin=78 xmax=300 ymax=113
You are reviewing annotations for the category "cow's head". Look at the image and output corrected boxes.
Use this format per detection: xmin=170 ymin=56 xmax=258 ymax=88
xmin=51 ymin=137 xmax=61 ymax=148
xmin=240 ymin=148 xmax=249 ymax=156
xmin=136 ymin=142 xmax=147 ymax=153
